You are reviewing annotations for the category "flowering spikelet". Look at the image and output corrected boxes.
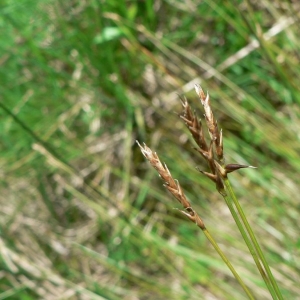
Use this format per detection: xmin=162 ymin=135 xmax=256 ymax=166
xmin=137 ymin=141 xmax=206 ymax=230
xmin=194 ymin=84 xmax=223 ymax=162
xmin=178 ymin=84 xmax=255 ymax=193
xmin=180 ymin=96 xmax=208 ymax=152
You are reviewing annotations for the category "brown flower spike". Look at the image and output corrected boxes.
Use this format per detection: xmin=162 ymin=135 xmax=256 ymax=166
xmin=194 ymin=84 xmax=223 ymax=162
xmin=180 ymin=84 xmax=255 ymax=192
xmin=180 ymin=96 xmax=208 ymax=152
xmin=137 ymin=141 xmax=206 ymax=230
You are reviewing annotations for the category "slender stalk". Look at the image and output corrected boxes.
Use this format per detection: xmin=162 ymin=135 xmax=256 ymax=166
xmin=224 ymin=178 xmax=283 ymax=300
xmin=203 ymin=228 xmax=255 ymax=300
xmin=220 ymin=190 xmax=277 ymax=299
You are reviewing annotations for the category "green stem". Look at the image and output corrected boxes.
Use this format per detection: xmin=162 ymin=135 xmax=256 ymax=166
xmin=203 ymin=228 xmax=255 ymax=300
xmin=224 ymin=178 xmax=283 ymax=300
xmin=220 ymin=191 xmax=277 ymax=299
xmin=223 ymin=195 xmax=277 ymax=299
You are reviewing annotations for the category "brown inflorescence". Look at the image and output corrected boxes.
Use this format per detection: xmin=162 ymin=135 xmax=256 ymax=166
xmin=137 ymin=141 xmax=206 ymax=230
xmin=179 ymin=84 xmax=254 ymax=193
xmin=179 ymin=86 xmax=225 ymax=192
xmin=194 ymin=84 xmax=223 ymax=162
xmin=180 ymin=96 xmax=208 ymax=152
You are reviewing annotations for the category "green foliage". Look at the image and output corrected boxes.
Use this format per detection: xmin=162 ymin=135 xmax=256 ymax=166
xmin=0 ymin=0 xmax=299 ymax=299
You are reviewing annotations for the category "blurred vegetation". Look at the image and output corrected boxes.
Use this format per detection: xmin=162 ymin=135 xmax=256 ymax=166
xmin=0 ymin=0 xmax=300 ymax=299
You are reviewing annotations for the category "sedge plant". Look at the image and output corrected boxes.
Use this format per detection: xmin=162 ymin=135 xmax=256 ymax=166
xmin=137 ymin=83 xmax=283 ymax=300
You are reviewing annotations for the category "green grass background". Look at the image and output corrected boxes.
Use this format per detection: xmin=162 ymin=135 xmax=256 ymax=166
xmin=0 ymin=0 xmax=299 ymax=299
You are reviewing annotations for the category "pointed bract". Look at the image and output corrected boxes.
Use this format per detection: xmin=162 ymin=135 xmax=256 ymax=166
xmin=225 ymin=164 xmax=257 ymax=173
